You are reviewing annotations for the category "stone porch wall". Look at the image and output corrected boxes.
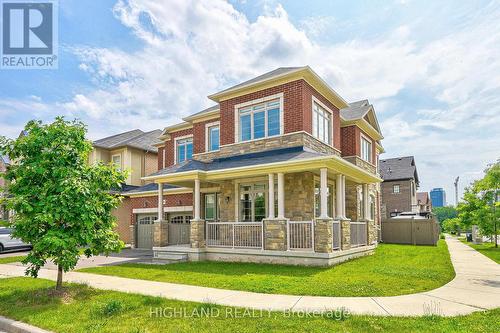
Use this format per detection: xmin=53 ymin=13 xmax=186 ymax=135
xmin=343 ymin=156 xmax=377 ymax=174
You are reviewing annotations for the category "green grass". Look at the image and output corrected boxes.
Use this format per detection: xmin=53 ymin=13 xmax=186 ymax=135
xmin=0 ymin=255 xmax=26 ymax=264
xmin=460 ymin=239 xmax=500 ymax=264
xmin=0 ymin=277 xmax=498 ymax=333
xmin=80 ymin=241 xmax=455 ymax=297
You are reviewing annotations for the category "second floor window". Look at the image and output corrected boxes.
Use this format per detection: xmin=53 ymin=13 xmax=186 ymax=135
xmin=111 ymin=154 xmax=121 ymax=171
xmin=393 ymin=184 xmax=400 ymax=193
xmin=361 ymin=136 xmax=372 ymax=163
xmin=239 ymin=99 xmax=280 ymax=142
xmin=176 ymin=137 xmax=193 ymax=163
xmin=207 ymin=125 xmax=220 ymax=152
xmin=312 ymin=102 xmax=332 ymax=145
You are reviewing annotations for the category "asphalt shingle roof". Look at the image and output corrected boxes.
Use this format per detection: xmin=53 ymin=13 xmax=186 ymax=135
xmin=340 ymin=100 xmax=371 ymax=121
xmin=379 ymin=156 xmax=419 ymax=184
xmin=149 ymin=146 xmax=326 ymax=177
xmin=93 ymin=129 xmax=162 ymax=153
xmin=185 ymin=105 xmax=219 ymax=119
xmin=121 ymin=182 xmax=180 ymax=195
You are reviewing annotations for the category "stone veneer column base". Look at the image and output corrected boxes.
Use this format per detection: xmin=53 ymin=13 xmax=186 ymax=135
xmin=365 ymin=219 xmax=376 ymax=245
xmin=314 ymin=218 xmax=334 ymax=253
xmin=340 ymin=218 xmax=351 ymax=250
xmin=153 ymin=220 xmax=168 ymax=247
xmin=129 ymin=224 xmax=136 ymax=248
xmin=263 ymin=219 xmax=287 ymax=251
xmin=190 ymin=219 xmax=206 ymax=248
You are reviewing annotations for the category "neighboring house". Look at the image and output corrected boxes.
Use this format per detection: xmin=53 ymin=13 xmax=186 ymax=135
xmin=123 ymin=66 xmax=384 ymax=266
xmin=379 ymin=156 xmax=419 ymax=218
xmin=90 ymin=129 xmax=162 ymax=243
xmin=430 ymin=188 xmax=446 ymax=207
xmin=90 ymin=129 xmax=162 ymax=186
xmin=416 ymin=192 xmax=432 ymax=214
xmin=0 ymin=155 xmax=10 ymax=222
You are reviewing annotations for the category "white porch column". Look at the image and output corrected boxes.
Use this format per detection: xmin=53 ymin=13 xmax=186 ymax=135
xmin=320 ymin=168 xmax=329 ymax=219
xmin=341 ymin=175 xmax=347 ymax=218
xmin=277 ymin=173 xmax=285 ymax=219
xmin=363 ymin=183 xmax=370 ymax=220
xmin=157 ymin=182 xmax=164 ymax=221
xmin=336 ymin=174 xmax=342 ymax=219
xmin=194 ymin=179 xmax=201 ymax=220
xmin=268 ymin=173 xmax=275 ymax=219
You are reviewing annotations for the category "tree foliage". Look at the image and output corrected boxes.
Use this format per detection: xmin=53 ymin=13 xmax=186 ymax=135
xmin=432 ymin=206 xmax=458 ymax=229
xmin=0 ymin=118 xmax=126 ymax=288
xmin=457 ymin=160 xmax=499 ymax=246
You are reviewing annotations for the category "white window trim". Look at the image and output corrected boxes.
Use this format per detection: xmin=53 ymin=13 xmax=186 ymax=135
xmin=360 ymin=132 xmax=373 ymax=163
xmin=393 ymin=184 xmax=400 ymax=194
xmin=174 ymin=134 xmax=193 ymax=164
xmin=205 ymin=121 xmax=220 ymax=153
xmin=234 ymin=93 xmax=284 ymax=143
xmin=311 ymin=96 xmax=334 ymax=147
xmin=111 ymin=154 xmax=122 ymax=170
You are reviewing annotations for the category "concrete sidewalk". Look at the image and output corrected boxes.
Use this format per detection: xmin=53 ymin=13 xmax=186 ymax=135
xmin=0 ymin=237 xmax=498 ymax=317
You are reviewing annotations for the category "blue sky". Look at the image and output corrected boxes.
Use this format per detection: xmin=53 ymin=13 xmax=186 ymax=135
xmin=1 ymin=0 xmax=499 ymax=200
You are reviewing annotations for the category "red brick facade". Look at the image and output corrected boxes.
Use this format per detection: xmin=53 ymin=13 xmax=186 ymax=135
xmin=340 ymin=125 xmax=376 ymax=163
xmin=162 ymin=128 xmax=194 ymax=168
xmin=129 ymin=193 xmax=193 ymax=225
xmin=193 ymin=118 xmax=220 ymax=154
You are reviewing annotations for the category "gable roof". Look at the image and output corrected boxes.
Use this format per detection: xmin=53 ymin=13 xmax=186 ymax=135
xmin=340 ymin=100 xmax=382 ymax=136
xmin=417 ymin=192 xmax=430 ymax=204
xmin=93 ymin=129 xmax=162 ymax=153
xmin=379 ymin=156 xmax=419 ymax=184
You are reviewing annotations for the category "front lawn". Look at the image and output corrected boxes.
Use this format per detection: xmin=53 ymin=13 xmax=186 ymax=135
xmin=0 ymin=255 xmax=26 ymax=264
xmin=80 ymin=240 xmax=455 ymax=297
xmin=460 ymin=240 xmax=500 ymax=264
xmin=0 ymin=277 xmax=498 ymax=333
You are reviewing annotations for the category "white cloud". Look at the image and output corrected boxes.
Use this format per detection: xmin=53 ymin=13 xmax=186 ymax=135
xmin=1 ymin=0 xmax=499 ymax=200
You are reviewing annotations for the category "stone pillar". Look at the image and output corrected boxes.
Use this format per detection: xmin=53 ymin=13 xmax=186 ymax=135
xmin=340 ymin=218 xmax=351 ymax=250
xmin=268 ymin=173 xmax=275 ymax=219
xmin=368 ymin=220 xmax=376 ymax=245
xmin=153 ymin=220 xmax=168 ymax=247
xmin=264 ymin=218 xmax=287 ymax=251
xmin=363 ymin=184 xmax=370 ymax=220
xmin=336 ymin=174 xmax=343 ymax=219
xmin=314 ymin=218 xmax=334 ymax=253
xmin=129 ymin=224 xmax=136 ymax=248
xmin=190 ymin=219 xmax=205 ymax=248
xmin=320 ymin=168 xmax=328 ymax=219
xmin=277 ymin=173 xmax=285 ymax=219
xmin=157 ymin=182 xmax=164 ymax=222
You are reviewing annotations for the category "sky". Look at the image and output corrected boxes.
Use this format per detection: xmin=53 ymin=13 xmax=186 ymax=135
xmin=1 ymin=0 xmax=499 ymax=202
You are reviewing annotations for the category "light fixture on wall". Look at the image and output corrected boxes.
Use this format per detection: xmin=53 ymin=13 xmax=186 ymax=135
xmin=225 ymin=196 xmax=230 ymax=204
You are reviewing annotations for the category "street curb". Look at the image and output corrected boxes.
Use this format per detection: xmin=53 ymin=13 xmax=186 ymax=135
xmin=0 ymin=315 xmax=53 ymax=333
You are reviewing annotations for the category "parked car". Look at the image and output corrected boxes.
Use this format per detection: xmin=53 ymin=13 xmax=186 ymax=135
xmin=0 ymin=227 xmax=31 ymax=252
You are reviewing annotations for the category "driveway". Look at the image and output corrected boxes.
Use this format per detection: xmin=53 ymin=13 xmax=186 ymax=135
xmin=2 ymin=248 xmax=153 ymax=270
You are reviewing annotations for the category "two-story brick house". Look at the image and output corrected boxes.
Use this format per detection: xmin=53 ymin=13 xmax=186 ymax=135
xmin=379 ymin=156 xmax=420 ymax=218
xmin=123 ymin=66 xmax=384 ymax=266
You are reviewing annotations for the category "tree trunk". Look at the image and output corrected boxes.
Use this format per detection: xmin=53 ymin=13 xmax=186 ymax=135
xmin=56 ymin=264 xmax=63 ymax=290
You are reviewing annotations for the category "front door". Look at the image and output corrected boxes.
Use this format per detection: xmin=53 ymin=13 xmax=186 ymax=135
xmin=168 ymin=214 xmax=192 ymax=245
xmin=239 ymin=183 xmax=267 ymax=222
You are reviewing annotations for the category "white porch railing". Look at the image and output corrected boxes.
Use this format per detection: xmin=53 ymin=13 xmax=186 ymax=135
xmin=350 ymin=221 xmax=367 ymax=248
xmin=206 ymin=222 xmax=263 ymax=249
xmin=332 ymin=220 xmax=341 ymax=250
xmin=287 ymin=220 xmax=314 ymax=251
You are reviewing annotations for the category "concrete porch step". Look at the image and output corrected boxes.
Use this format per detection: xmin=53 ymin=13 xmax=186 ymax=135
xmin=153 ymin=251 xmax=188 ymax=262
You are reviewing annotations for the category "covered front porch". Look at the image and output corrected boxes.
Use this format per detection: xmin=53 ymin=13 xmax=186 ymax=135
xmin=145 ymin=147 xmax=381 ymax=266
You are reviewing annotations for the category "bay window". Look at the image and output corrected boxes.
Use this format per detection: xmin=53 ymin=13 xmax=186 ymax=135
xmin=176 ymin=137 xmax=193 ymax=163
xmin=238 ymin=99 xmax=281 ymax=142
xmin=312 ymin=101 xmax=332 ymax=145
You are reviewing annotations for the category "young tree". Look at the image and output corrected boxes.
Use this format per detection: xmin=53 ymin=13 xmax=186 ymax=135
xmin=458 ymin=161 xmax=499 ymax=247
xmin=0 ymin=118 xmax=126 ymax=289
xmin=432 ymin=206 xmax=458 ymax=229
xmin=443 ymin=217 xmax=461 ymax=234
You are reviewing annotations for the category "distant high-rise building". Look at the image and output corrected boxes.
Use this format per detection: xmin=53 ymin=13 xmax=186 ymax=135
xmin=430 ymin=188 xmax=446 ymax=207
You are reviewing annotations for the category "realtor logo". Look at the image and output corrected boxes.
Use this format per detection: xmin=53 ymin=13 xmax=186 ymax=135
xmin=1 ymin=0 xmax=58 ymax=69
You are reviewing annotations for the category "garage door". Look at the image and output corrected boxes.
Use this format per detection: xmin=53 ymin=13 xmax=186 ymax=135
xmin=168 ymin=214 xmax=192 ymax=245
xmin=136 ymin=215 xmax=155 ymax=249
